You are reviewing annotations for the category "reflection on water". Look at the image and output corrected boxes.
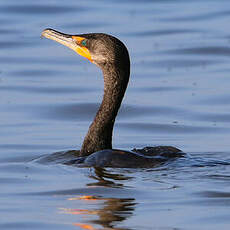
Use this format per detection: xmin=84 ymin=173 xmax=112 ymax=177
xmin=87 ymin=167 xmax=133 ymax=187
xmin=62 ymin=195 xmax=135 ymax=230
xmin=58 ymin=168 xmax=136 ymax=230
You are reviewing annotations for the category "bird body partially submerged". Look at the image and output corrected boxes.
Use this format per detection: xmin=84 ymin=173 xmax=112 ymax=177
xmin=41 ymin=28 xmax=184 ymax=167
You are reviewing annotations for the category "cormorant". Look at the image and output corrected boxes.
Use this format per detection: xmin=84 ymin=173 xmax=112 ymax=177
xmin=41 ymin=29 xmax=184 ymax=168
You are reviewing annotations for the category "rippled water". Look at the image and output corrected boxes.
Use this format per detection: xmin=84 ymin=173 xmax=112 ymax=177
xmin=1 ymin=0 xmax=230 ymax=229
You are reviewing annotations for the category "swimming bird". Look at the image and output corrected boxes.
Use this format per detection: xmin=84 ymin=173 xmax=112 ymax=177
xmin=41 ymin=29 xmax=184 ymax=167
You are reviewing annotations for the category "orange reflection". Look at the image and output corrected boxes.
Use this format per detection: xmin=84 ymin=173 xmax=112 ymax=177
xmin=68 ymin=195 xmax=99 ymax=201
xmin=59 ymin=195 xmax=135 ymax=229
xmin=73 ymin=223 xmax=96 ymax=230
xmin=58 ymin=168 xmax=135 ymax=229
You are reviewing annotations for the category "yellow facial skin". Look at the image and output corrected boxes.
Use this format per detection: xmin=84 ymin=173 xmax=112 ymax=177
xmin=72 ymin=36 xmax=92 ymax=61
xmin=41 ymin=29 xmax=92 ymax=61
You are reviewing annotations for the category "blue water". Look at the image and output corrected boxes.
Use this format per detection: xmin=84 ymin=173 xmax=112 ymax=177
xmin=1 ymin=0 xmax=230 ymax=229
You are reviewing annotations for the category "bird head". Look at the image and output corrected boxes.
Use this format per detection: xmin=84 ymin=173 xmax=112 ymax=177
xmin=41 ymin=28 xmax=129 ymax=69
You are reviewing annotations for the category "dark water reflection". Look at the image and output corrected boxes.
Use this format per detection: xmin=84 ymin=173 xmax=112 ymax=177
xmin=64 ymin=168 xmax=136 ymax=230
xmin=1 ymin=0 xmax=230 ymax=229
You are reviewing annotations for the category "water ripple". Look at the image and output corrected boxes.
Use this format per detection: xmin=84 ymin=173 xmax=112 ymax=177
xmin=120 ymin=122 xmax=228 ymax=134
xmin=0 ymin=4 xmax=85 ymax=15
xmin=130 ymin=29 xmax=198 ymax=37
xmin=146 ymin=59 xmax=220 ymax=68
xmin=198 ymin=190 xmax=230 ymax=198
xmin=0 ymin=85 xmax=92 ymax=94
xmin=0 ymin=41 xmax=33 ymax=49
xmin=163 ymin=10 xmax=230 ymax=22
xmin=168 ymin=47 xmax=230 ymax=57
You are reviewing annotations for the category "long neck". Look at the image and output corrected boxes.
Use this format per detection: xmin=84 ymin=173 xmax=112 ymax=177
xmin=80 ymin=62 xmax=130 ymax=156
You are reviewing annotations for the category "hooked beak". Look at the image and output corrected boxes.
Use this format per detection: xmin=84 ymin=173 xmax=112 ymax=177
xmin=41 ymin=28 xmax=92 ymax=61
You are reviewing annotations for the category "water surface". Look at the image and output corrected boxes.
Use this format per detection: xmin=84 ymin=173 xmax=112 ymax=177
xmin=1 ymin=0 xmax=230 ymax=229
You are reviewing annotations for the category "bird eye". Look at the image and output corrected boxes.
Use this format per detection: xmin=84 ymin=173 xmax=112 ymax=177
xmin=81 ymin=39 xmax=87 ymax=46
